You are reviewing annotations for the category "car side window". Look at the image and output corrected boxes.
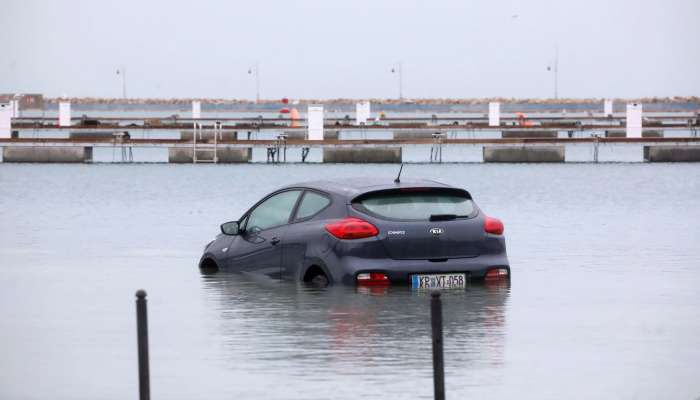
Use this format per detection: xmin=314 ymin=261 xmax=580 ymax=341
xmin=295 ymin=191 xmax=331 ymax=220
xmin=246 ymin=190 xmax=301 ymax=232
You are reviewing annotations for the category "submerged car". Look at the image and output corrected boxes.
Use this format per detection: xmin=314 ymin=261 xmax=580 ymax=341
xmin=199 ymin=178 xmax=509 ymax=288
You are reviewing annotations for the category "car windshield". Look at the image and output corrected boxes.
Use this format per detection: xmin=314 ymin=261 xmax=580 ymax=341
xmin=354 ymin=189 xmax=475 ymax=220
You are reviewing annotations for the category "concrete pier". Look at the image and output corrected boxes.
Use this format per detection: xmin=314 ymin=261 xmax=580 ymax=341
xmin=502 ymin=130 xmax=558 ymax=139
xmin=606 ymin=130 xmax=664 ymax=138
xmin=180 ymin=130 xmax=237 ymax=142
xmin=394 ymin=130 xmax=441 ymax=139
xmin=2 ymin=137 xmax=700 ymax=164
xmin=483 ymin=146 xmax=565 ymax=163
xmin=323 ymin=147 xmax=402 ymax=163
xmin=181 ymin=130 xmax=344 ymax=141
xmin=217 ymin=148 xmax=253 ymax=163
xmin=168 ymin=147 xmax=251 ymax=163
xmin=644 ymin=145 xmax=700 ymax=162
xmin=3 ymin=146 xmax=92 ymax=163
xmin=283 ymin=130 xmax=339 ymax=140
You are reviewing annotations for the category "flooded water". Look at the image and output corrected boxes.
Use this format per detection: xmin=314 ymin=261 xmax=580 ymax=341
xmin=1 ymin=163 xmax=699 ymax=400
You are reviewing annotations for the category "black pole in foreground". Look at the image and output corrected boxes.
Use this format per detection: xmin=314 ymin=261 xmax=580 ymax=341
xmin=431 ymin=291 xmax=445 ymax=400
xmin=135 ymin=289 xmax=150 ymax=400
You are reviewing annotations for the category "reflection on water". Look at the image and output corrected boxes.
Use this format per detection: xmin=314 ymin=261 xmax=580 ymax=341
xmin=200 ymin=270 xmax=509 ymax=398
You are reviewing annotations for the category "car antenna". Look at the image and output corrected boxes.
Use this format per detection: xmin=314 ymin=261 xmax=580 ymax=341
xmin=394 ymin=163 xmax=404 ymax=183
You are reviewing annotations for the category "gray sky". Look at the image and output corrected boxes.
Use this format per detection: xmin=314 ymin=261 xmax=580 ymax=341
xmin=2 ymin=0 xmax=699 ymax=99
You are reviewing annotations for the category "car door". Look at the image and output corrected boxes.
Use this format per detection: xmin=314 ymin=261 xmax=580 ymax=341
xmin=281 ymin=190 xmax=332 ymax=280
xmin=225 ymin=190 xmax=301 ymax=278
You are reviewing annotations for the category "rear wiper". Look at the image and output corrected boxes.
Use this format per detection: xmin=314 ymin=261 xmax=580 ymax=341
xmin=429 ymin=214 xmax=457 ymax=221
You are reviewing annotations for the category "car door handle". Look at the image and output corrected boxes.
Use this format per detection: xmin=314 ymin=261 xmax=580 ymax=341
xmin=270 ymin=237 xmax=281 ymax=246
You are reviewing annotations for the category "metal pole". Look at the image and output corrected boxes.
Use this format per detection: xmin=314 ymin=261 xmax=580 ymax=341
xmin=392 ymin=63 xmax=404 ymax=101
xmin=135 ymin=290 xmax=150 ymax=400
xmin=399 ymin=62 xmax=403 ymax=101
xmin=431 ymin=292 xmax=445 ymax=400
xmin=122 ymin=66 xmax=127 ymax=100
xmin=255 ymin=62 xmax=260 ymax=104
xmin=214 ymin=121 xmax=219 ymax=164
xmin=554 ymin=46 xmax=559 ymax=100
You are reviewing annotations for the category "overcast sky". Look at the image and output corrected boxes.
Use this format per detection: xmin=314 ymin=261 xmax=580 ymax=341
xmin=2 ymin=0 xmax=699 ymax=99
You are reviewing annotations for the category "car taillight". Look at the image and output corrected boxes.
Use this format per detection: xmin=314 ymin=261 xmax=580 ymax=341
xmin=484 ymin=216 xmax=504 ymax=235
xmin=484 ymin=268 xmax=509 ymax=281
xmin=325 ymin=217 xmax=379 ymax=239
xmin=356 ymin=272 xmax=390 ymax=286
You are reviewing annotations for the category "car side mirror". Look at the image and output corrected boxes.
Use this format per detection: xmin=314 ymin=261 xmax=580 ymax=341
xmin=220 ymin=221 xmax=240 ymax=236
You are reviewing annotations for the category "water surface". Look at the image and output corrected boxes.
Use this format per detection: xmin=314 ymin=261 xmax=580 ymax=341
xmin=1 ymin=163 xmax=699 ymax=399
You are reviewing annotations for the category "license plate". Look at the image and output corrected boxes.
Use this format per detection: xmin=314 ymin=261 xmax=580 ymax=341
xmin=411 ymin=273 xmax=466 ymax=289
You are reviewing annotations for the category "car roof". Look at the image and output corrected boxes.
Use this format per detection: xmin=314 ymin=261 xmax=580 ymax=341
xmin=280 ymin=178 xmax=458 ymax=198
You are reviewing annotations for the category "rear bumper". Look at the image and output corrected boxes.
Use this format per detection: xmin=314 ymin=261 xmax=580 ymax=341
xmin=333 ymin=254 xmax=510 ymax=285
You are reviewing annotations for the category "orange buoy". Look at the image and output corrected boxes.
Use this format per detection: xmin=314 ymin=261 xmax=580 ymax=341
xmin=290 ymin=108 xmax=300 ymax=127
xmin=515 ymin=112 xmax=534 ymax=127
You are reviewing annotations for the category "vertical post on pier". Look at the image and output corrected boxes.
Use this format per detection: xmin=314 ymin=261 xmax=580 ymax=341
xmin=135 ymin=290 xmax=150 ymax=400
xmin=192 ymin=102 xmax=202 ymax=163
xmin=431 ymin=292 xmax=445 ymax=400
xmin=604 ymin=99 xmax=613 ymax=117
xmin=356 ymin=101 xmax=370 ymax=125
xmin=10 ymin=99 xmax=19 ymax=118
xmin=0 ymin=103 xmax=11 ymax=138
xmin=626 ymin=103 xmax=642 ymax=138
xmin=59 ymin=101 xmax=71 ymax=127
xmin=192 ymin=101 xmax=201 ymax=120
xmin=307 ymin=105 xmax=324 ymax=140
xmin=488 ymin=102 xmax=500 ymax=127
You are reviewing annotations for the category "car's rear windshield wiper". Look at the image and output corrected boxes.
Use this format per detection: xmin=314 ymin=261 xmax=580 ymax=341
xmin=429 ymin=214 xmax=457 ymax=221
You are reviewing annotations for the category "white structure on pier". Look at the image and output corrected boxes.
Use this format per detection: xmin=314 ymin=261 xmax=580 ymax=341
xmin=489 ymin=102 xmax=500 ymax=127
xmin=604 ymin=99 xmax=613 ymax=116
xmin=0 ymin=103 xmax=12 ymax=138
xmin=192 ymin=101 xmax=201 ymax=119
xmin=356 ymin=101 xmax=370 ymax=125
xmin=59 ymin=102 xmax=71 ymax=127
xmin=10 ymin=99 xmax=19 ymax=118
xmin=307 ymin=105 xmax=324 ymax=140
xmin=626 ymin=103 xmax=642 ymax=137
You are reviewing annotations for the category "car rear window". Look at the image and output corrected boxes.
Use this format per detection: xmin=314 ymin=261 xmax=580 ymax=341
xmin=353 ymin=189 xmax=475 ymax=220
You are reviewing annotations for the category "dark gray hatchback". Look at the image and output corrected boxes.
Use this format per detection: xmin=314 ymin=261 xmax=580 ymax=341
xmin=199 ymin=178 xmax=510 ymax=288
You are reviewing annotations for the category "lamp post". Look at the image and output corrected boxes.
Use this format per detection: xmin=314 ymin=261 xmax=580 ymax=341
xmin=546 ymin=46 xmax=559 ymax=99
xmin=391 ymin=62 xmax=403 ymax=101
xmin=116 ymin=66 xmax=127 ymax=99
xmin=248 ymin=62 xmax=260 ymax=103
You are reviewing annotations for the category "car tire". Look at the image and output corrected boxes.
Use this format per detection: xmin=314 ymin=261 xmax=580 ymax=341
xmin=309 ymin=273 xmax=329 ymax=287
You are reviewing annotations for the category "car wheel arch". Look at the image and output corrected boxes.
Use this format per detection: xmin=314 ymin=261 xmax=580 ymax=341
xmin=199 ymin=256 xmax=219 ymax=271
xmin=300 ymin=260 xmax=332 ymax=285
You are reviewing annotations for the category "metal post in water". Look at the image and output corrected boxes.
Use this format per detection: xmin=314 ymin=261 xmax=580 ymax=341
xmin=135 ymin=289 xmax=150 ymax=400
xmin=431 ymin=291 xmax=445 ymax=400
xmin=593 ymin=134 xmax=600 ymax=163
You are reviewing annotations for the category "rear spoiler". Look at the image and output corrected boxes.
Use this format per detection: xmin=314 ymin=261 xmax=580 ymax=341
xmin=350 ymin=187 xmax=472 ymax=204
